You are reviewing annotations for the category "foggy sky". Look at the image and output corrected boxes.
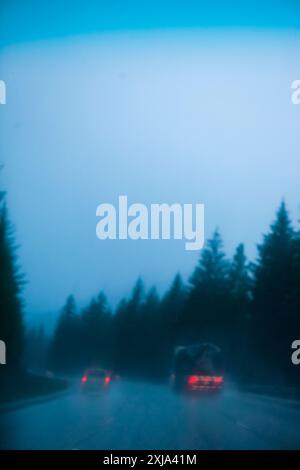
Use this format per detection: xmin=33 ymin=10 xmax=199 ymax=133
xmin=0 ymin=3 xmax=300 ymax=319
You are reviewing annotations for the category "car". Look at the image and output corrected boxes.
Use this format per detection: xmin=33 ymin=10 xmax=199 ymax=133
xmin=80 ymin=368 xmax=111 ymax=390
xmin=171 ymin=343 xmax=224 ymax=393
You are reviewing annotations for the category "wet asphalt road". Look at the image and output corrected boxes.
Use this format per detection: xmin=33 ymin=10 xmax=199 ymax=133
xmin=0 ymin=380 xmax=300 ymax=450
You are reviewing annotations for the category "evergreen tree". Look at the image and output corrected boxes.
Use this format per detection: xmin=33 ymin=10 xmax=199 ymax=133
xmin=229 ymin=244 xmax=252 ymax=379
xmin=81 ymin=292 xmax=111 ymax=367
xmin=49 ymin=295 xmax=81 ymax=373
xmin=229 ymin=244 xmax=252 ymax=308
xmin=113 ymin=278 xmax=145 ymax=375
xmin=253 ymin=201 xmax=296 ymax=381
xmin=185 ymin=229 xmax=231 ymax=347
xmin=128 ymin=277 xmax=145 ymax=314
xmin=254 ymin=201 xmax=295 ymax=313
xmin=138 ymin=287 xmax=161 ymax=377
xmin=291 ymin=218 xmax=300 ymax=315
xmin=161 ymin=273 xmax=186 ymax=328
xmin=160 ymin=274 xmax=187 ymax=372
xmin=190 ymin=229 xmax=228 ymax=287
xmin=0 ymin=198 xmax=24 ymax=368
xmin=291 ymin=223 xmax=300 ymax=383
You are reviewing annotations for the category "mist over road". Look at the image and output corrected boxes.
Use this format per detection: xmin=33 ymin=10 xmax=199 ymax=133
xmin=1 ymin=381 xmax=300 ymax=450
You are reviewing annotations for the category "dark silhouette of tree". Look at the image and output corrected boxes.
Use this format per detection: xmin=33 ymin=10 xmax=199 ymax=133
xmin=230 ymin=244 xmax=252 ymax=307
xmin=81 ymin=292 xmax=112 ymax=368
xmin=113 ymin=278 xmax=145 ymax=375
xmin=291 ymin=223 xmax=300 ymax=384
xmin=293 ymin=223 xmax=300 ymax=319
xmin=111 ymin=298 xmax=128 ymax=372
xmin=161 ymin=273 xmax=186 ymax=329
xmin=228 ymin=243 xmax=252 ymax=379
xmin=190 ymin=229 xmax=228 ymax=287
xmin=160 ymin=274 xmax=187 ymax=373
xmin=253 ymin=201 xmax=296 ymax=382
xmin=49 ymin=295 xmax=81 ymax=373
xmin=129 ymin=277 xmax=145 ymax=312
xmin=137 ymin=286 xmax=161 ymax=377
xmin=0 ymin=198 xmax=24 ymax=368
xmin=185 ymin=229 xmax=231 ymax=348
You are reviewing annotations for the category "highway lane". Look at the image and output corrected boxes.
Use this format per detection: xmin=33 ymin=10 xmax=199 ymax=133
xmin=0 ymin=380 xmax=300 ymax=450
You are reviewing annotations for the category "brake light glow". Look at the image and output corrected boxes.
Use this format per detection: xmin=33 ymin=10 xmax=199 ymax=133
xmin=188 ymin=375 xmax=223 ymax=386
xmin=104 ymin=376 xmax=111 ymax=385
xmin=213 ymin=376 xmax=223 ymax=383
xmin=188 ymin=375 xmax=199 ymax=384
xmin=81 ymin=375 xmax=88 ymax=383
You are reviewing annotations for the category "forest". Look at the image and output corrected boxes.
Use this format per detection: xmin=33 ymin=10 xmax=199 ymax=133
xmin=1 ymin=191 xmax=300 ymax=386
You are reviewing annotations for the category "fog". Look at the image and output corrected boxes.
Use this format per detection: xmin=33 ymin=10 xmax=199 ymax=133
xmin=0 ymin=27 xmax=299 ymax=315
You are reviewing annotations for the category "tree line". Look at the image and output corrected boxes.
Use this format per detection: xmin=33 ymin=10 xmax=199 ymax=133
xmin=45 ymin=201 xmax=300 ymax=384
xmin=1 ymin=194 xmax=300 ymax=385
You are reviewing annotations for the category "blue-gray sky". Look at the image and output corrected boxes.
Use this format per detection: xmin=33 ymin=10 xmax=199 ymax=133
xmin=0 ymin=1 xmax=299 ymax=319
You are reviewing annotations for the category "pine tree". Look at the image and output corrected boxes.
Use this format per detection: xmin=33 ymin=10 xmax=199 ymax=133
xmin=291 ymin=217 xmax=300 ymax=315
xmin=142 ymin=287 xmax=160 ymax=320
xmin=254 ymin=201 xmax=295 ymax=313
xmin=159 ymin=274 xmax=187 ymax=371
xmin=229 ymin=244 xmax=252 ymax=379
xmin=190 ymin=229 xmax=228 ymax=288
xmin=185 ymin=229 xmax=231 ymax=346
xmin=113 ymin=278 xmax=145 ymax=375
xmin=291 ymin=223 xmax=300 ymax=384
xmin=0 ymin=199 xmax=24 ymax=368
xmin=253 ymin=201 xmax=296 ymax=381
xmin=138 ymin=287 xmax=161 ymax=377
xmin=161 ymin=273 xmax=186 ymax=328
xmin=81 ymin=292 xmax=111 ymax=367
xmin=229 ymin=244 xmax=252 ymax=308
xmin=128 ymin=277 xmax=145 ymax=314
xmin=49 ymin=295 xmax=81 ymax=372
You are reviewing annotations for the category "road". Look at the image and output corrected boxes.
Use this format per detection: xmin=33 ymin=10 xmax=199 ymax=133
xmin=0 ymin=380 xmax=300 ymax=450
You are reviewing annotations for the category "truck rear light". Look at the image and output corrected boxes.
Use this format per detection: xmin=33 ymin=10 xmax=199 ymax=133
xmin=213 ymin=376 xmax=223 ymax=383
xmin=188 ymin=375 xmax=199 ymax=385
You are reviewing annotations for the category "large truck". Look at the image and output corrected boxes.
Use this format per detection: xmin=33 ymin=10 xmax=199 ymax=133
xmin=171 ymin=343 xmax=224 ymax=392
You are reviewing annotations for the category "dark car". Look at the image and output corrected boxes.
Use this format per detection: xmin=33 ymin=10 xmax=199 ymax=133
xmin=171 ymin=343 xmax=224 ymax=392
xmin=80 ymin=368 xmax=111 ymax=390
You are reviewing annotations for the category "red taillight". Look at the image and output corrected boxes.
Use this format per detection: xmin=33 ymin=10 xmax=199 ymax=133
xmin=213 ymin=376 xmax=223 ymax=383
xmin=81 ymin=375 xmax=88 ymax=383
xmin=104 ymin=376 xmax=111 ymax=385
xmin=188 ymin=375 xmax=199 ymax=385
xmin=188 ymin=375 xmax=223 ymax=386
